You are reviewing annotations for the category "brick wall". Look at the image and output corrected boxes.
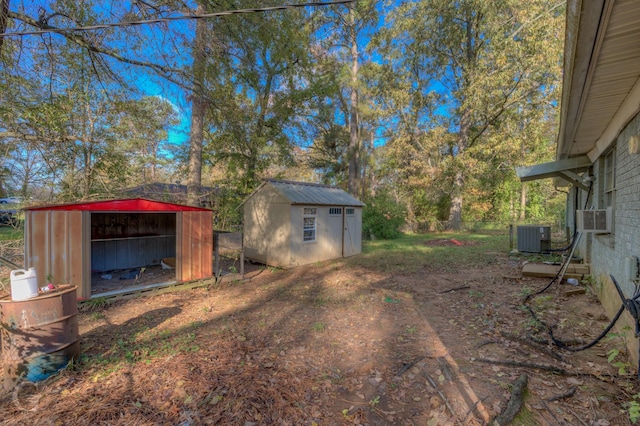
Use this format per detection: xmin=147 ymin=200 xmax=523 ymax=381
xmin=575 ymin=111 xmax=640 ymax=364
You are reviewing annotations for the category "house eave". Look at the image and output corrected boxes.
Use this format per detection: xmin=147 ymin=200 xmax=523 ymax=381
xmin=557 ymin=0 xmax=640 ymax=161
xmin=516 ymin=155 xmax=592 ymax=190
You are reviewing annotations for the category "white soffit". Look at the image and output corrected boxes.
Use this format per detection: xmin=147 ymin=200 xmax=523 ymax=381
xmin=558 ymin=0 xmax=640 ymax=161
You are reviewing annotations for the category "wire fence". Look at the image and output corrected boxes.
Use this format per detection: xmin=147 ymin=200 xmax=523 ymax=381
xmin=411 ymin=220 xmax=565 ymax=236
xmin=214 ymin=231 xmax=244 ymax=279
xmin=0 ymin=239 xmax=25 ymax=296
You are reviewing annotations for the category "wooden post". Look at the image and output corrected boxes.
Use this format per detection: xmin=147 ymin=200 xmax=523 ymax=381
xmin=240 ymin=234 xmax=244 ymax=278
xmin=509 ymin=224 xmax=514 ymax=251
xmin=214 ymin=233 xmax=219 ymax=281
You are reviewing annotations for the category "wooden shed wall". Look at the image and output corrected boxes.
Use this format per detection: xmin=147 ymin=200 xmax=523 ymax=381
xmin=25 ymin=210 xmax=90 ymax=298
xmin=176 ymin=211 xmax=213 ymax=282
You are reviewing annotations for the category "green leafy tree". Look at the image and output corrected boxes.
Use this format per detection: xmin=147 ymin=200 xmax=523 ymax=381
xmin=315 ymin=0 xmax=378 ymax=196
xmin=378 ymin=0 xmax=564 ymax=229
xmin=362 ymin=191 xmax=407 ymax=240
xmin=199 ymin=1 xmax=320 ymax=194
xmin=113 ymin=96 xmax=179 ymax=185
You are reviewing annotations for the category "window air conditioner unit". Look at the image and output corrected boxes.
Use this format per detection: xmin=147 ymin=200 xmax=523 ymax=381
xmin=576 ymin=207 xmax=612 ymax=233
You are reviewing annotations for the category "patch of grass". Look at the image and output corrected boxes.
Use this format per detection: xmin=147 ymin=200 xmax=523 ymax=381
xmin=519 ymin=287 xmax=533 ymax=298
xmin=0 ymin=224 xmax=23 ymax=241
xmin=81 ymin=297 xmax=110 ymax=312
xmin=522 ymin=317 xmax=545 ymax=333
xmin=312 ymin=296 xmax=331 ymax=307
xmin=468 ymin=290 xmax=484 ymax=298
xmin=349 ymin=232 xmax=509 ymax=273
xmin=511 ymin=390 xmax=537 ymax=425
xmin=312 ymin=322 xmax=326 ymax=332
xmin=84 ymin=320 xmax=205 ymax=375
xmin=405 ymin=325 xmax=418 ymax=334
xmin=513 ymin=252 xmax=563 ymax=264
xmin=533 ymin=295 xmax=554 ymax=310
xmin=90 ymin=312 xmax=106 ymax=321
xmin=369 ymin=395 xmax=380 ymax=407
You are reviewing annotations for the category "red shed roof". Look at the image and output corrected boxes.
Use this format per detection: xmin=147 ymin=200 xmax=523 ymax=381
xmin=25 ymin=198 xmax=211 ymax=212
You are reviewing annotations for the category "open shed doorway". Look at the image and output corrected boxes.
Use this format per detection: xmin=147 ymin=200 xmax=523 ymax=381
xmin=24 ymin=198 xmax=213 ymax=300
xmin=90 ymin=212 xmax=177 ymax=296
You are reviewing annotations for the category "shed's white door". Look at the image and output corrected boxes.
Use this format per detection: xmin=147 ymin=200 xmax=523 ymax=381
xmin=343 ymin=209 xmax=358 ymax=257
xmin=326 ymin=208 xmax=343 ymax=258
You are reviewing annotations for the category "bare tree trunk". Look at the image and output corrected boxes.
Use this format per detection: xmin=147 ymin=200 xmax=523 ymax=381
xmin=0 ymin=0 xmax=9 ymax=53
xmin=448 ymin=172 xmax=464 ymax=230
xmin=447 ymin=12 xmax=476 ymax=231
xmin=151 ymin=150 xmax=157 ymax=182
xmin=83 ymin=142 xmax=92 ymax=198
xmin=187 ymin=4 xmax=207 ymax=207
xmin=519 ymin=184 xmax=527 ymax=221
xmin=447 ymin=109 xmax=471 ymax=230
xmin=518 ymin=139 xmax=527 ymax=221
xmin=368 ymin=132 xmax=376 ymax=198
xmin=347 ymin=3 xmax=359 ymax=195
xmin=360 ymin=132 xmax=376 ymax=200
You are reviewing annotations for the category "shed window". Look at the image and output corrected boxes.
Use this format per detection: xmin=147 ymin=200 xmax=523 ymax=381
xmin=329 ymin=207 xmax=342 ymax=215
xmin=303 ymin=208 xmax=316 ymax=242
xmin=346 ymin=208 xmax=355 ymax=215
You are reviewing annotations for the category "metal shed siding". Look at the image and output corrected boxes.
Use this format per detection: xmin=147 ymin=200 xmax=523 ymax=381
xmin=90 ymin=213 xmax=177 ymax=271
xmin=243 ymin=185 xmax=291 ymax=267
xmin=288 ymin=206 xmax=342 ymax=267
xmin=25 ymin=210 xmax=89 ymax=298
xmin=351 ymin=208 xmax=363 ymax=256
xmin=243 ymin=181 xmax=364 ymax=268
xmin=25 ymin=199 xmax=213 ymax=299
xmin=176 ymin=211 xmax=213 ymax=282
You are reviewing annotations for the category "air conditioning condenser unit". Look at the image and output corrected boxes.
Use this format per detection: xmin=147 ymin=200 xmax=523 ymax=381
xmin=517 ymin=225 xmax=551 ymax=253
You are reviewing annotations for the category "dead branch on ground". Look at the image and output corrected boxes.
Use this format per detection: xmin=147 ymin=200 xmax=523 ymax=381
xmin=500 ymin=331 xmax=565 ymax=361
xmin=395 ymin=356 xmax=425 ymax=377
xmin=546 ymin=386 xmax=576 ymax=402
xmin=491 ymin=374 xmax=527 ymax=426
xmin=475 ymin=358 xmax=611 ymax=380
xmin=438 ymin=285 xmax=470 ymax=294
xmin=424 ymin=371 xmax=455 ymax=417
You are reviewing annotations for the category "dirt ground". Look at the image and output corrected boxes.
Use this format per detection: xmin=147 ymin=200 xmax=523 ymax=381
xmin=1 ymin=242 xmax=638 ymax=425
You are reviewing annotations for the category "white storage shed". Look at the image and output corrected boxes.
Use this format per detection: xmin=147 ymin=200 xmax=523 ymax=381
xmin=243 ymin=180 xmax=364 ymax=268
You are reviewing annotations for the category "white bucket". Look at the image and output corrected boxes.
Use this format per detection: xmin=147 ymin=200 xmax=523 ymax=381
xmin=10 ymin=268 xmax=39 ymax=301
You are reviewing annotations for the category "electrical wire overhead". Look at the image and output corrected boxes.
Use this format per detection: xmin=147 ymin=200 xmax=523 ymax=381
xmin=0 ymin=0 xmax=356 ymax=38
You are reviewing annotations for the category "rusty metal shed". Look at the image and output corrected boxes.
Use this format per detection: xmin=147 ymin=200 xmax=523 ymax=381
xmin=23 ymin=198 xmax=213 ymax=299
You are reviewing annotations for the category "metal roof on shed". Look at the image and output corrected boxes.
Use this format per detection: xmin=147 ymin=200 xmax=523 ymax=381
xmin=24 ymin=198 xmax=211 ymax=212
xmin=259 ymin=180 xmax=365 ymax=207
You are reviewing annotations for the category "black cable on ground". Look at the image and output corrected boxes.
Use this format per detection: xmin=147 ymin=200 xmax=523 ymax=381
xmin=522 ymin=254 xmax=567 ymax=305
xmin=524 ymin=294 xmax=624 ymax=353
xmin=521 ymin=234 xmax=624 ymax=353
xmin=548 ymin=305 xmax=624 ymax=351
xmin=520 ymin=181 xmax=632 ymax=355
